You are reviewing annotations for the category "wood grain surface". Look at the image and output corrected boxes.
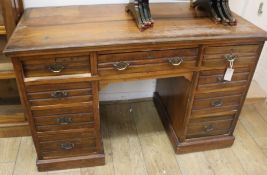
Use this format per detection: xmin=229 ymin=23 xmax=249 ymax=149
xmin=4 ymin=3 xmax=267 ymax=56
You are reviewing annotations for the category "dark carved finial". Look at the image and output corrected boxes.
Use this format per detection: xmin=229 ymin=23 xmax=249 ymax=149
xmin=191 ymin=0 xmax=237 ymax=26
xmin=126 ymin=0 xmax=154 ymax=31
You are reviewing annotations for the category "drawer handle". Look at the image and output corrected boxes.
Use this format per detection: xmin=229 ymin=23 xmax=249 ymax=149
xmin=48 ymin=63 xmax=65 ymax=73
xmin=211 ymin=100 xmax=223 ymax=107
xmin=224 ymin=53 xmax=238 ymax=62
xmin=61 ymin=143 xmax=75 ymax=150
xmin=51 ymin=91 xmax=68 ymax=98
xmin=113 ymin=62 xmax=130 ymax=71
xmin=169 ymin=57 xmax=184 ymax=66
xmin=217 ymin=76 xmax=227 ymax=84
xmin=204 ymin=125 xmax=214 ymax=133
xmin=57 ymin=117 xmax=73 ymax=125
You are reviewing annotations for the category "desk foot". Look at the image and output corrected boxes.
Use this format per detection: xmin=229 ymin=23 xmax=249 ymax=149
xmin=153 ymin=92 xmax=235 ymax=154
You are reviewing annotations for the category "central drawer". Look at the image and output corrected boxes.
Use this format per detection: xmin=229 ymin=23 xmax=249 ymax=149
xmin=97 ymin=48 xmax=198 ymax=76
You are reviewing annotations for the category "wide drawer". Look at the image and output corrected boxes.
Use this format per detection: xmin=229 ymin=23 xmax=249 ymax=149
xmin=202 ymin=44 xmax=261 ymax=67
xmin=34 ymin=112 xmax=95 ymax=132
xmin=192 ymin=95 xmax=242 ymax=110
xmin=197 ymin=68 xmax=250 ymax=92
xmin=21 ymin=55 xmax=91 ymax=78
xmin=40 ymin=137 xmax=97 ymax=159
xmin=98 ymin=48 xmax=198 ymax=76
xmin=187 ymin=115 xmax=234 ymax=139
xmin=26 ymin=82 xmax=93 ymax=106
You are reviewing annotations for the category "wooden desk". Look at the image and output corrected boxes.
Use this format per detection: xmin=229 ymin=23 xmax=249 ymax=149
xmin=4 ymin=3 xmax=267 ymax=171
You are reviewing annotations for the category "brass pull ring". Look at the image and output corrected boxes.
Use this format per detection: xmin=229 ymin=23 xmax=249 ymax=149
xmin=211 ymin=99 xmax=223 ymax=107
xmin=51 ymin=91 xmax=68 ymax=98
xmin=48 ymin=63 xmax=65 ymax=73
xmin=224 ymin=53 xmax=238 ymax=62
xmin=113 ymin=62 xmax=130 ymax=71
xmin=57 ymin=117 xmax=73 ymax=125
xmin=204 ymin=125 xmax=214 ymax=133
xmin=61 ymin=143 xmax=75 ymax=150
xmin=169 ymin=57 xmax=184 ymax=66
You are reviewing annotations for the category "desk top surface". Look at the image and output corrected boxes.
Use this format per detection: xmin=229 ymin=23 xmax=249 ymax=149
xmin=4 ymin=2 xmax=267 ymax=56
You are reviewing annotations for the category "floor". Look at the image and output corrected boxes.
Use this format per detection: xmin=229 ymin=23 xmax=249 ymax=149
xmin=1 ymin=100 xmax=267 ymax=175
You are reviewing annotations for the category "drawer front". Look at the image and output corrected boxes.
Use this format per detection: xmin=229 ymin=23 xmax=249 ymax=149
xmin=192 ymin=95 xmax=242 ymax=110
xmin=187 ymin=116 xmax=234 ymax=139
xmin=194 ymin=88 xmax=244 ymax=100
xmin=197 ymin=68 xmax=250 ymax=92
xmin=37 ymin=129 xmax=96 ymax=142
xmin=191 ymin=106 xmax=238 ymax=118
xmin=202 ymin=44 xmax=260 ymax=67
xmin=26 ymin=82 xmax=92 ymax=93
xmin=34 ymin=113 xmax=95 ymax=132
xmin=26 ymin=82 xmax=93 ymax=106
xmin=21 ymin=55 xmax=91 ymax=77
xmin=31 ymin=101 xmax=94 ymax=117
xmin=40 ymin=138 xmax=97 ymax=159
xmin=98 ymin=48 xmax=198 ymax=76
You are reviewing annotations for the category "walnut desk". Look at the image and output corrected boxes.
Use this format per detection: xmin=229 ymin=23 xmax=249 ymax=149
xmin=4 ymin=3 xmax=267 ymax=171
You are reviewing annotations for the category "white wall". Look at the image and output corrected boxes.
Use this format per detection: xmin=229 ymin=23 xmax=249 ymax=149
xmin=22 ymin=0 xmax=256 ymax=101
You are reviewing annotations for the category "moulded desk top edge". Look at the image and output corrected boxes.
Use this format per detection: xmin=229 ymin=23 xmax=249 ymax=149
xmin=4 ymin=3 xmax=267 ymax=56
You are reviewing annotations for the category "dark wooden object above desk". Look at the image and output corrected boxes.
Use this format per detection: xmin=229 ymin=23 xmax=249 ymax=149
xmin=4 ymin=2 xmax=267 ymax=171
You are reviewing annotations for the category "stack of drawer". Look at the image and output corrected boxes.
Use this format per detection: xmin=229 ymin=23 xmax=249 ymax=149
xmin=20 ymin=55 xmax=102 ymax=161
xmin=187 ymin=44 xmax=261 ymax=139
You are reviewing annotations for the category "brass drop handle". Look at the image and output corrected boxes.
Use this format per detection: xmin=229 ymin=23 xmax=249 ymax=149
xmin=217 ymin=76 xmax=227 ymax=84
xmin=61 ymin=143 xmax=75 ymax=150
xmin=224 ymin=53 xmax=238 ymax=62
xmin=57 ymin=117 xmax=72 ymax=125
xmin=169 ymin=57 xmax=184 ymax=66
xmin=204 ymin=125 xmax=214 ymax=133
xmin=113 ymin=62 xmax=130 ymax=71
xmin=51 ymin=91 xmax=68 ymax=98
xmin=211 ymin=99 xmax=223 ymax=107
xmin=48 ymin=63 xmax=65 ymax=73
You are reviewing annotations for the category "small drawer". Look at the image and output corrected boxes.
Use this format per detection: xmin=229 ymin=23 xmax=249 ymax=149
xmin=31 ymin=102 xmax=94 ymax=117
xmin=34 ymin=113 xmax=95 ymax=132
xmin=191 ymin=106 xmax=238 ymax=118
xmin=40 ymin=138 xmax=97 ymax=159
xmin=194 ymin=88 xmax=244 ymax=100
xmin=187 ymin=116 xmax=234 ymax=139
xmin=197 ymin=68 xmax=250 ymax=92
xmin=28 ymin=89 xmax=93 ymax=106
xmin=202 ymin=44 xmax=260 ymax=67
xmin=21 ymin=55 xmax=91 ymax=77
xmin=26 ymin=82 xmax=92 ymax=93
xmin=37 ymin=129 xmax=96 ymax=142
xmin=192 ymin=95 xmax=242 ymax=110
xmin=26 ymin=82 xmax=93 ymax=106
xmin=98 ymin=48 xmax=198 ymax=76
